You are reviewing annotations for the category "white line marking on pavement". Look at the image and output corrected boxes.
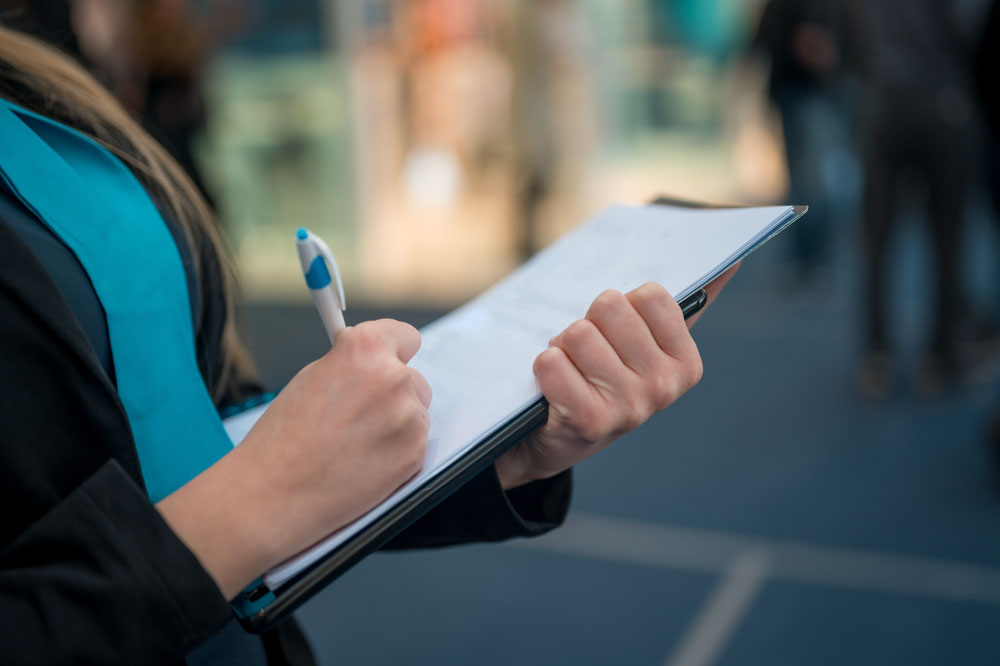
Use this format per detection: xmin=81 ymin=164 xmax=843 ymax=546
xmin=509 ymin=513 xmax=1000 ymax=605
xmin=664 ymin=550 xmax=770 ymax=666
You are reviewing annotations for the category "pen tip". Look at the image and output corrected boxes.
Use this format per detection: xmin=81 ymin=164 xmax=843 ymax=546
xmin=296 ymin=228 xmax=308 ymax=240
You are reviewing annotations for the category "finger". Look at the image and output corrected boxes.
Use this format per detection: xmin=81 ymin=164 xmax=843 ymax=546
xmin=408 ymin=368 xmax=433 ymax=408
xmin=551 ymin=318 xmax=636 ymax=398
xmin=363 ymin=319 xmax=423 ymax=363
xmin=686 ymin=263 xmax=740 ymax=328
xmin=533 ymin=346 xmax=600 ymax=423
xmin=626 ymin=283 xmax=698 ymax=361
xmin=584 ymin=289 xmax=665 ymax=375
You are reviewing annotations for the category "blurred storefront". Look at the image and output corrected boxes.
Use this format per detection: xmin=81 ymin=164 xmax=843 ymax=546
xmin=200 ymin=0 xmax=783 ymax=304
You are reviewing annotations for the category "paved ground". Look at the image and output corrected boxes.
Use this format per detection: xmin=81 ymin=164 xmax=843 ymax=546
xmin=241 ymin=212 xmax=1000 ymax=665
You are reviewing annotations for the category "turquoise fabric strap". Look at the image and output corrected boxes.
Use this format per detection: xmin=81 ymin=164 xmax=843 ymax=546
xmin=0 ymin=98 xmax=234 ymax=502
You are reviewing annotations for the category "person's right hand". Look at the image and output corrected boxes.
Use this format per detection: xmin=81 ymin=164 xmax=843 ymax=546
xmin=157 ymin=319 xmax=431 ymax=599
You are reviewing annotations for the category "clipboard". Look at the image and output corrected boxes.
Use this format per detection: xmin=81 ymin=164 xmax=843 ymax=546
xmin=232 ymin=198 xmax=807 ymax=632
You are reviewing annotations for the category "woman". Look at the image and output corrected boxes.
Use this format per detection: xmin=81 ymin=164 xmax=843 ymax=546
xmin=0 ymin=26 xmax=728 ymax=665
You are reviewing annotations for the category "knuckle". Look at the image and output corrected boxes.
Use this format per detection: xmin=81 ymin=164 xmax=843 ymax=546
xmin=410 ymin=368 xmax=432 ymax=399
xmin=651 ymin=369 xmax=686 ymax=409
xmin=669 ymin=371 xmax=687 ymax=400
xmin=351 ymin=322 xmax=374 ymax=342
xmin=650 ymin=372 xmax=674 ymax=407
xmin=532 ymin=353 xmax=549 ymax=378
xmin=635 ymin=286 xmax=684 ymax=327
xmin=383 ymin=319 xmax=421 ymax=353
xmin=375 ymin=357 xmax=407 ymax=388
xmin=341 ymin=324 xmax=383 ymax=359
xmin=563 ymin=319 xmax=597 ymax=348
xmin=336 ymin=326 xmax=359 ymax=349
xmin=534 ymin=347 xmax=561 ymax=374
xmin=400 ymin=321 xmax=421 ymax=345
xmin=623 ymin=403 xmax=647 ymax=432
xmin=405 ymin=399 xmax=430 ymax=432
xmin=592 ymin=289 xmax=625 ymax=316
xmin=677 ymin=341 xmax=704 ymax=388
xmin=403 ymin=425 xmax=428 ymax=473
xmin=390 ymin=361 xmax=412 ymax=387
xmin=631 ymin=282 xmax=670 ymax=307
xmin=687 ymin=354 xmax=704 ymax=386
xmin=355 ymin=322 xmax=387 ymax=349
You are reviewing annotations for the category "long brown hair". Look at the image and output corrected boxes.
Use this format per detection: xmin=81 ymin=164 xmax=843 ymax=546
xmin=0 ymin=26 xmax=254 ymax=399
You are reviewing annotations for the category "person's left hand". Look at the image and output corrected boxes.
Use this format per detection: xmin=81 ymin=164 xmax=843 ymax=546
xmin=494 ymin=265 xmax=738 ymax=489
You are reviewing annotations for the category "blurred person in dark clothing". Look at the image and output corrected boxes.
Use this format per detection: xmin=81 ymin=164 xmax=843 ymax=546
xmin=129 ymin=0 xmax=243 ymax=204
xmin=854 ymin=0 xmax=984 ymax=398
xmin=0 ymin=0 xmax=81 ymax=56
xmin=975 ymin=0 xmax=1000 ymax=479
xmin=752 ymin=0 xmax=853 ymax=282
xmin=0 ymin=0 xmax=214 ymax=193
xmin=978 ymin=0 xmax=1000 ymax=217
xmin=0 ymin=0 xmax=133 ymax=96
xmin=964 ymin=0 xmax=1000 ymax=377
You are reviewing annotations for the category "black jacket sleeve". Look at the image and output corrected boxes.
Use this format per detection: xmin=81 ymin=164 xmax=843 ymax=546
xmin=385 ymin=465 xmax=572 ymax=550
xmin=0 ymin=461 xmax=232 ymax=666
xmin=0 ymin=218 xmax=232 ymax=666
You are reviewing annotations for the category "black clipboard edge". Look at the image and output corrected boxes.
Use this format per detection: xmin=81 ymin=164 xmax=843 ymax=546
xmin=235 ymin=197 xmax=806 ymax=632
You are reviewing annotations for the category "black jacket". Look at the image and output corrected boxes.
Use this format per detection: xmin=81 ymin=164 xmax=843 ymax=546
xmin=0 ymin=201 xmax=571 ymax=665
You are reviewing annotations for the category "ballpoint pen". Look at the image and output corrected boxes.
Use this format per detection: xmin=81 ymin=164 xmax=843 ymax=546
xmin=296 ymin=227 xmax=347 ymax=343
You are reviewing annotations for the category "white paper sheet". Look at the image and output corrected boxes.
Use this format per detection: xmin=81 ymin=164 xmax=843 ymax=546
xmin=223 ymin=203 xmax=796 ymax=589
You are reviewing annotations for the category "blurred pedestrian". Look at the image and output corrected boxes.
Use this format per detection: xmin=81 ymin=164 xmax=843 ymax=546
xmin=854 ymin=0 xmax=984 ymax=398
xmin=975 ymin=0 xmax=1000 ymax=481
xmin=978 ymin=0 xmax=1000 ymax=219
xmin=0 ymin=0 xmax=80 ymax=54
xmin=129 ymin=0 xmax=246 ymax=205
xmin=509 ymin=0 xmax=597 ymax=260
xmin=0 ymin=0 xmax=131 ymax=93
xmin=0 ymin=0 xmax=222 ymax=199
xmin=752 ymin=0 xmax=853 ymax=282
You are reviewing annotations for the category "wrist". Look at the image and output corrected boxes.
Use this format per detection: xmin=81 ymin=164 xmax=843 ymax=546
xmin=156 ymin=446 xmax=281 ymax=600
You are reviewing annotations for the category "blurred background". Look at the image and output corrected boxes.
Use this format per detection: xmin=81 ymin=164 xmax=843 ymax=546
xmin=7 ymin=0 xmax=1000 ymax=663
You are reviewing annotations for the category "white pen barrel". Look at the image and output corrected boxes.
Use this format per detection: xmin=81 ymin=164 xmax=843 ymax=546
xmin=311 ymin=287 xmax=346 ymax=343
